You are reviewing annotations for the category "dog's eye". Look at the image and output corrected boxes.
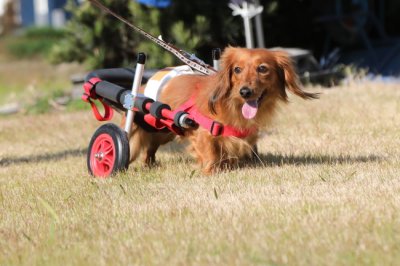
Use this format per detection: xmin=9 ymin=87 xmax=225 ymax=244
xmin=233 ymin=67 xmax=242 ymax=74
xmin=257 ymin=65 xmax=269 ymax=74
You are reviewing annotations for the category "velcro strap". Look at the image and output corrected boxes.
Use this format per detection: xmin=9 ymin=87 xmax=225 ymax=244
xmin=83 ymin=77 xmax=102 ymax=99
xmin=85 ymin=97 xmax=114 ymax=121
xmin=82 ymin=77 xmax=113 ymax=121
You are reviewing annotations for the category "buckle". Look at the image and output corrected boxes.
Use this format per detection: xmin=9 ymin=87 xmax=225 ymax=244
xmin=210 ymin=121 xmax=223 ymax=136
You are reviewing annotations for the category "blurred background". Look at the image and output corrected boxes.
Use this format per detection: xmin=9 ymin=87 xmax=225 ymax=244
xmin=0 ymin=0 xmax=399 ymax=115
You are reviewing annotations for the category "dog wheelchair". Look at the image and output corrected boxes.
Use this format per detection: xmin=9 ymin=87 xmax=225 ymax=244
xmin=83 ymin=51 xmax=221 ymax=178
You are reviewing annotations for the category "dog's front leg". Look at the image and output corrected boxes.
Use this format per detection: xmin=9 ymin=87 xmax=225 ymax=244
xmin=191 ymin=132 xmax=232 ymax=175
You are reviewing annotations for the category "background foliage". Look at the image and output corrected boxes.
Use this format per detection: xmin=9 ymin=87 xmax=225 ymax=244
xmin=51 ymin=0 xmax=136 ymax=68
xmin=50 ymin=0 xmax=400 ymax=69
xmin=51 ymin=0 xmax=236 ymax=69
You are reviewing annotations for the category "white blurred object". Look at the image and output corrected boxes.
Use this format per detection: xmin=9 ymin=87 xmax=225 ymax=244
xmin=0 ymin=0 xmax=5 ymax=16
xmin=229 ymin=0 xmax=264 ymax=48
xmin=51 ymin=8 xmax=65 ymax=28
xmin=34 ymin=0 xmax=49 ymax=26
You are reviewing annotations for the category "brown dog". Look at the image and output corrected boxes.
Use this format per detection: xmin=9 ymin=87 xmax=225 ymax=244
xmin=126 ymin=47 xmax=318 ymax=174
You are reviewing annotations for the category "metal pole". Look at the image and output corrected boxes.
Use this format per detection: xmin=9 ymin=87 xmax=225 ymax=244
xmin=212 ymin=48 xmax=221 ymax=71
xmin=243 ymin=2 xmax=254 ymax=48
xmin=254 ymin=0 xmax=265 ymax=48
xmin=125 ymin=53 xmax=146 ymax=134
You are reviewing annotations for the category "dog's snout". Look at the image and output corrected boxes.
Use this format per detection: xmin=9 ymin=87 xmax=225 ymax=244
xmin=240 ymin=87 xmax=253 ymax=99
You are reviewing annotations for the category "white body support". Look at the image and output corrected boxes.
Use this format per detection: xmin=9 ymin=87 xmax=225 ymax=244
xmin=144 ymin=65 xmax=195 ymax=101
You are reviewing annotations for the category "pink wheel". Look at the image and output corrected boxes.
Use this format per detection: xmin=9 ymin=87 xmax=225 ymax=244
xmin=87 ymin=123 xmax=129 ymax=178
xmin=90 ymin=134 xmax=115 ymax=177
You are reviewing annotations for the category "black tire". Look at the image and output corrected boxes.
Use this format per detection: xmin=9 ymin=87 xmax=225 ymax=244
xmin=87 ymin=123 xmax=129 ymax=178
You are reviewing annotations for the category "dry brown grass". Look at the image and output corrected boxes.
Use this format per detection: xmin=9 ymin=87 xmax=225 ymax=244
xmin=0 ymin=82 xmax=399 ymax=265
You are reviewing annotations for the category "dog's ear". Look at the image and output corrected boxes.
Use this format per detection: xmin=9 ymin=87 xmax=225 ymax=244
xmin=208 ymin=47 xmax=236 ymax=114
xmin=274 ymin=51 xmax=319 ymax=100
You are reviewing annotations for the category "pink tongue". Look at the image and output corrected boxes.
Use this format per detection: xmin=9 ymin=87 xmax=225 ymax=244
xmin=242 ymin=100 xmax=258 ymax=119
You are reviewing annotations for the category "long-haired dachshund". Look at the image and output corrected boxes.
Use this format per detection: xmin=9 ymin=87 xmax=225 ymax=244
xmin=126 ymin=47 xmax=318 ymax=174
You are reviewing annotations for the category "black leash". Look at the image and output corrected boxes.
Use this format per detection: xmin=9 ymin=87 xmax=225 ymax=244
xmin=89 ymin=0 xmax=217 ymax=75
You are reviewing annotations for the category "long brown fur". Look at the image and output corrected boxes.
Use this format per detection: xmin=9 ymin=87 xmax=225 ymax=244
xmin=124 ymin=47 xmax=318 ymax=174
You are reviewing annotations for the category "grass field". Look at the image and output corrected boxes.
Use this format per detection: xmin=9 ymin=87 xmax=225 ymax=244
xmin=0 ymin=59 xmax=83 ymax=106
xmin=1 ymin=82 xmax=400 ymax=265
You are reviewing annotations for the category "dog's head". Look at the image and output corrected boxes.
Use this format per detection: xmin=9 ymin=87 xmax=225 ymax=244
xmin=209 ymin=47 xmax=318 ymax=119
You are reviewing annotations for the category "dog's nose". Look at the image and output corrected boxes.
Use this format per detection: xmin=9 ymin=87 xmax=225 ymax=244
xmin=240 ymin=87 xmax=252 ymax=99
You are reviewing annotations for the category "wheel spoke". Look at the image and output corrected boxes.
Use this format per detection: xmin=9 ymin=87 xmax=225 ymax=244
xmin=103 ymin=156 xmax=114 ymax=168
xmin=103 ymin=142 xmax=114 ymax=155
xmin=93 ymin=160 xmax=102 ymax=174
xmin=94 ymin=142 xmax=102 ymax=155
xmin=99 ymin=161 xmax=107 ymax=173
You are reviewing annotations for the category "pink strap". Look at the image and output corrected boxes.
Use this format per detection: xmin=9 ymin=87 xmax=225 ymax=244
xmin=175 ymin=97 xmax=257 ymax=138
xmin=82 ymin=77 xmax=114 ymax=121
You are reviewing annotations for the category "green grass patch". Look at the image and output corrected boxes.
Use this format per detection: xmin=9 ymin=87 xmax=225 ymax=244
xmin=5 ymin=27 xmax=66 ymax=60
xmin=66 ymin=98 xmax=90 ymax=112
xmin=25 ymin=89 xmax=90 ymax=115
xmin=26 ymin=96 xmax=52 ymax=114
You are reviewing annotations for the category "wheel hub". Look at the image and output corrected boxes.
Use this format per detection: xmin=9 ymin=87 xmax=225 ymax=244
xmin=94 ymin=152 xmax=105 ymax=161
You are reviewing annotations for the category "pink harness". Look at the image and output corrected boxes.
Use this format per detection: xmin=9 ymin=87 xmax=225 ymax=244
xmin=84 ymin=77 xmax=258 ymax=138
xmin=174 ymin=96 xmax=258 ymax=138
